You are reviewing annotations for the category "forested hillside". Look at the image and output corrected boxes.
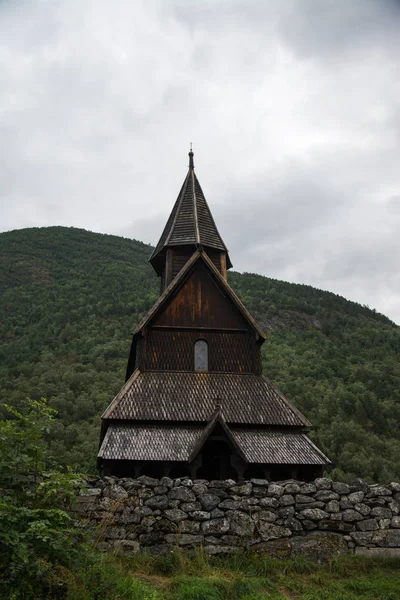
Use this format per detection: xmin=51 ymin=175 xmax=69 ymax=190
xmin=0 ymin=226 xmax=399 ymax=482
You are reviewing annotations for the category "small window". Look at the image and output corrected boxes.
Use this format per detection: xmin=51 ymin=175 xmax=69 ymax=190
xmin=195 ymin=339 xmax=208 ymax=371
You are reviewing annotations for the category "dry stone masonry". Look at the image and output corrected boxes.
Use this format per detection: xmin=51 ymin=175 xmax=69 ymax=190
xmin=73 ymin=476 xmax=400 ymax=561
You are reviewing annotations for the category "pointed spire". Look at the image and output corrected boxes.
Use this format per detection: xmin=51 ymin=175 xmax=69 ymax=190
xmin=149 ymin=147 xmax=232 ymax=275
xmin=189 ymin=143 xmax=194 ymax=169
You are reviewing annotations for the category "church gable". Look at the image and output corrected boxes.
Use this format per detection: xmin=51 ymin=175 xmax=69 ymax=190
xmin=151 ymin=258 xmax=248 ymax=331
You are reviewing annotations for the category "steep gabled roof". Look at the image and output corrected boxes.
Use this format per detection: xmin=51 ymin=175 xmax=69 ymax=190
xmin=189 ymin=406 xmax=247 ymax=462
xmin=134 ymin=249 xmax=266 ymax=340
xmin=149 ymin=151 xmax=232 ymax=271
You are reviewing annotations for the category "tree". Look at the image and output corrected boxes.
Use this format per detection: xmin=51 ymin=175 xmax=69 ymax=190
xmin=0 ymin=398 xmax=84 ymax=598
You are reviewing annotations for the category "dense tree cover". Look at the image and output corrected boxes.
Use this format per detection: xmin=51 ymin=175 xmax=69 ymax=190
xmin=0 ymin=226 xmax=399 ymax=482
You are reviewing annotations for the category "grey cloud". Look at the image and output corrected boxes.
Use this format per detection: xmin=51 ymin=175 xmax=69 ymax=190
xmin=1 ymin=0 xmax=400 ymax=324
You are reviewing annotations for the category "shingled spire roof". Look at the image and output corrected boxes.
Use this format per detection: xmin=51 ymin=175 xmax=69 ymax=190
xmin=149 ymin=149 xmax=232 ymax=272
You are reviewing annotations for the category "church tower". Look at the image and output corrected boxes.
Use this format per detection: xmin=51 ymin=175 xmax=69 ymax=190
xmin=98 ymin=150 xmax=330 ymax=480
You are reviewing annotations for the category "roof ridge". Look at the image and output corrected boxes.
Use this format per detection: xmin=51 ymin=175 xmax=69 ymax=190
xmin=101 ymin=368 xmax=141 ymax=419
xmin=261 ymin=374 xmax=311 ymax=427
xmin=192 ymin=170 xmax=200 ymax=244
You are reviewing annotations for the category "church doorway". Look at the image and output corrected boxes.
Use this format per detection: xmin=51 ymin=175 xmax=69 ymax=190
xmin=196 ymin=438 xmax=237 ymax=480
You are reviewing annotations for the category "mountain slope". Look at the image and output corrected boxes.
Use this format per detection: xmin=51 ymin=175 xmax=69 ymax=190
xmin=0 ymin=226 xmax=399 ymax=481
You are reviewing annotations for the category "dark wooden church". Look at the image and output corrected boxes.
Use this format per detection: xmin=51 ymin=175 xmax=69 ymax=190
xmin=98 ymin=150 xmax=330 ymax=481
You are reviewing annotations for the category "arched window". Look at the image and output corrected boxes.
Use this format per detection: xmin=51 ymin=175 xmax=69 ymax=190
xmin=195 ymin=339 xmax=208 ymax=371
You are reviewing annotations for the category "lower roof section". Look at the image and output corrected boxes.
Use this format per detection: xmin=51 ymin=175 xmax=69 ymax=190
xmin=102 ymin=370 xmax=310 ymax=427
xmin=98 ymin=423 xmax=330 ymax=465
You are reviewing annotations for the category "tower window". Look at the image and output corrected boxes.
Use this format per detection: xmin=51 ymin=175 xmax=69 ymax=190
xmin=195 ymin=340 xmax=208 ymax=371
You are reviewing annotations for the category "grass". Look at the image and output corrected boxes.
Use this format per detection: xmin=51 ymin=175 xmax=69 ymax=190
xmin=4 ymin=548 xmax=399 ymax=599
xmin=59 ymin=549 xmax=400 ymax=600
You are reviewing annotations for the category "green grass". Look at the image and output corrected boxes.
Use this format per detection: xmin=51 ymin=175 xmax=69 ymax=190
xmin=54 ymin=549 xmax=400 ymax=600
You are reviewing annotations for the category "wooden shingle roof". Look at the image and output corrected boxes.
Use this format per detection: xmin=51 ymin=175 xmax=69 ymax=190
xmin=102 ymin=369 xmax=310 ymax=427
xmin=149 ymin=151 xmax=232 ymax=271
xmin=98 ymin=423 xmax=330 ymax=465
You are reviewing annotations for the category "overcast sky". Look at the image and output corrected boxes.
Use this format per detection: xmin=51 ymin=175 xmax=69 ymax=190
xmin=1 ymin=0 xmax=400 ymax=324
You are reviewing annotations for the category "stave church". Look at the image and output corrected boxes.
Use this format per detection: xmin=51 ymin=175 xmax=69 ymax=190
xmin=97 ymin=149 xmax=330 ymax=481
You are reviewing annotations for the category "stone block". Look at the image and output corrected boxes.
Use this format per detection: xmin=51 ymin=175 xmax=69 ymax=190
xmin=350 ymin=531 xmax=373 ymax=546
xmin=330 ymin=513 xmax=342 ymax=521
xmin=301 ymin=483 xmax=317 ymax=494
xmin=253 ymin=487 xmax=268 ymax=498
xmin=280 ymin=494 xmax=295 ymax=506
xmin=160 ymin=477 xmax=173 ymax=489
xmin=300 ymin=508 xmax=329 ymax=521
xmin=354 ymin=503 xmax=370 ymax=516
xmin=314 ymin=478 xmax=332 ymax=490
xmin=348 ymin=491 xmax=365 ymax=503
xmin=370 ymin=507 xmax=392 ymax=519
xmin=198 ymin=493 xmax=220 ymax=510
xmin=332 ymin=482 xmax=350 ymax=495
xmin=259 ymin=497 xmax=279 ymax=509
xmin=154 ymin=486 xmax=169 ymax=495
xmin=209 ymin=480 xmax=235 ymax=489
xmin=285 ymin=483 xmax=301 ymax=494
xmin=181 ymin=479 xmax=193 ymax=487
xmin=251 ymin=478 xmax=269 ymax=486
xmin=342 ymin=509 xmax=363 ymax=522
xmin=387 ymin=530 xmax=400 ymax=547
xmin=137 ymin=475 xmax=159 ymax=487
xmin=163 ymin=508 xmax=188 ymax=522
xmin=201 ymin=518 xmax=230 ymax=535
xmin=103 ymin=485 xmax=128 ymax=501
xmin=144 ymin=495 xmax=169 ymax=510
xmin=180 ymin=520 xmax=200 ymax=534
xmin=295 ymin=494 xmax=315 ymax=504
xmin=356 ymin=519 xmax=379 ymax=532
xmin=267 ymin=483 xmax=285 ymax=497
xmin=230 ymin=482 xmax=252 ymax=496
xmin=226 ymin=511 xmax=255 ymax=536
xmin=391 ymin=516 xmax=400 ymax=528
xmin=257 ymin=521 xmax=291 ymax=541
xmin=315 ymin=490 xmax=340 ymax=502
xmin=138 ymin=488 xmax=154 ymax=500
xmin=253 ymin=510 xmax=277 ymax=523
xmin=296 ymin=502 xmax=325 ymax=512
xmin=277 ymin=507 xmax=295 ymax=519
xmin=367 ymin=486 xmax=392 ymax=498
xmin=168 ymin=487 xmax=196 ymax=502
xmin=192 ymin=483 xmax=208 ymax=496
xmin=326 ymin=500 xmax=340 ymax=513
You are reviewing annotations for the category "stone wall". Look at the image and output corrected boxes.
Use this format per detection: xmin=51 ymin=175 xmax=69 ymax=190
xmin=73 ymin=476 xmax=400 ymax=561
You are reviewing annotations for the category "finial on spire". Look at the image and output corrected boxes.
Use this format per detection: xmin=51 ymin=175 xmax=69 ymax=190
xmin=189 ymin=143 xmax=194 ymax=169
